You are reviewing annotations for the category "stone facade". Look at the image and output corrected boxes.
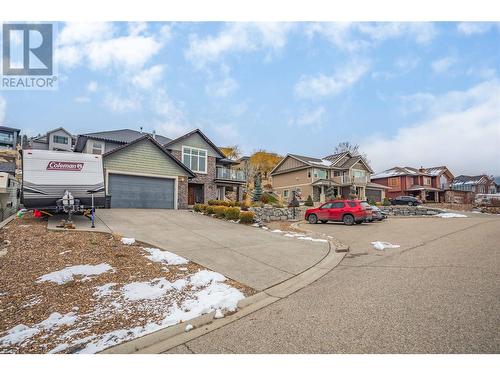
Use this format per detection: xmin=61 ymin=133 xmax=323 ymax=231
xmin=250 ymin=205 xmax=307 ymax=222
xmin=171 ymin=150 xmax=218 ymax=204
xmin=177 ymin=177 xmax=188 ymax=209
xmin=380 ymin=206 xmax=444 ymax=216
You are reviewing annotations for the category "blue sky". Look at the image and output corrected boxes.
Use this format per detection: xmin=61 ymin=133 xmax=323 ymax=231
xmin=1 ymin=22 xmax=499 ymax=175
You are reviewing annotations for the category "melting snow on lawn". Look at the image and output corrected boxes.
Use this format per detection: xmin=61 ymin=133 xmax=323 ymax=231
xmin=121 ymin=238 xmax=136 ymax=245
xmin=37 ymin=264 xmax=114 ymax=285
xmin=371 ymin=241 xmax=400 ymax=251
xmin=435 ymin=212 xmax=468 ymax=218
xmin=0 ymin=312 xmax=77 ymax=346
xmin=142 ymin=247 xmax=188 ymax=265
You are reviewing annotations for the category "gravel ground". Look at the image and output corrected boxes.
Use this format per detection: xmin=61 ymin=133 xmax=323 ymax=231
xmin=0 ymin=214 xmax=253 ymax=354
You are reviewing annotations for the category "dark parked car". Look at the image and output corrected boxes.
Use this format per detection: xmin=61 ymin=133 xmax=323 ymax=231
xmin=390 ymin=196 xmax=422 ymax=206
xmin=305 ymin=200 xmax=372 ymax=225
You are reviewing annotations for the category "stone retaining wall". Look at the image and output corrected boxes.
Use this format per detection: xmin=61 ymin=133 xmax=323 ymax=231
xmin=381 ymin=205 xmax=444 ymax=216
xmin=250 ymin=205 xmax=307 ymax=222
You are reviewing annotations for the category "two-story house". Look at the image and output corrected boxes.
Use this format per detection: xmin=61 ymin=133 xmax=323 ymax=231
xmin=370 ymin=166 xmax=454 ymax=202
xmin=73 ymin=128 xmax=245 ymax=208
xmin=450 ymin=175 xmax=497 ymax=194
xmin=30 ymin=127 xmax=75 ymax=151
xmin=0 ymin=126 xmax=21 ymax=176
xmin=270 ymin=152 xmax=388 ymax=203
xmin=0 ymin=126 xmax=20 ymax=150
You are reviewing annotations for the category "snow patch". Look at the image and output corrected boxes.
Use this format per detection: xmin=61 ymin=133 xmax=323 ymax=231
xmin=37 ymin=264 xmax=114 ymax=285
xmin=121 ymin=238 xmax=136 ymax=245
xmin=93 ymin=283 xmax=117 ymax=299
xmin=184 ymin=324 xmax=194 ymax=332
xmin=371 ymin=241 xmax=401 ymax=251
xmin=142 ymin=247 xmax=188 ymax=265
xmin=214 ymin=309 xmax=224 ymax=319
xmin=435 ymin=212 xmax=468 ymax=218
xmin=189 ymin=270 xmax=226 ymax=288
xmin=122 ymin=278 xmax=188 ymax=301
xmin=271 ymin=229 xmax=283 ymax=233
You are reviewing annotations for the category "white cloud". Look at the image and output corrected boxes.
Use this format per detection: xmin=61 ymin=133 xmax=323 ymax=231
xmin=289 ymin=106 xmax=326 ymax=129
xmin=152 ymin=90 xmax=192 ymax=138
xmin=103 ymin=94 xmax=141 ymax=112
xmin=363 ymin=79 xmax=500 ymax=176
xmin=307 ymin=22 xmax=437 ymax=52
xmin=0 ymin=96 xmax=6 ymax=123
xmin=431 ymin=56 xmax=456 ymax=74
xmin=56 ymin=22 xmax=170 ymax=71
xmin=87 ymin=81 xmax=98 ymax=92
xmin=130 ymin=65 xmax=165 ymax=90
xmin=295 ymin=60 xmax=369 ymax=99
xmin=74 ymin=96 xmax=90 ymax=103
xmin=456 ymin=22 xmax=499 ymax=36
xmin=185 ymin=23 xmax=295 ymax=67
xmin=205 ymin=77 xmax=239 ymax=98
xmin=212 ymin=124 xmax=240 ymax=144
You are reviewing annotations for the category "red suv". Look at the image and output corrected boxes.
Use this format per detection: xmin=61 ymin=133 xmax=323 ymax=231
xmin=305 ymin=200 xmax=372 ymax=225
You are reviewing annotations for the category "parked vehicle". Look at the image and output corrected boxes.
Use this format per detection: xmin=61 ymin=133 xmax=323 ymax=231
xmin=368 ymin=205 xmax=387 ymax=221
xmin=305 ymin=199 xmax=372 ymax=225
xmin=22 ymin=150 xmax=105 ymax=212
xmin=390 ymin=196 xmax=422 ymax=206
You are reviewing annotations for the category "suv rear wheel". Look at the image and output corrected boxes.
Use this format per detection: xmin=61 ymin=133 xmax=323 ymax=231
xmin=308 ymin=214 xmax=318 ymax=224
xmin=408 ymin=201 xmax=413 ymax=206
xmin=342 ymin=214 xmax=354 ymax=226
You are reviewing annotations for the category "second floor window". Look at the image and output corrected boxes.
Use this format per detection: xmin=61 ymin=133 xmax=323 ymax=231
xmin=182 ymin=146 xmax=207 ymax=173
xmin=53 ymin=135 xmax=68 ymax=145
xmin=423 ymin=177 xmax=432 ymax=186
xmin=92 ymin=142 xmax=103 ymax=155
xmin=388 ymin=177 xmax=400 ymax=188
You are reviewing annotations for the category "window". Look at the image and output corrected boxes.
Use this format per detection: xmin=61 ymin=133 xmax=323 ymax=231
xmin=307 ymin=170 xmax=311 ymax=178
xmin=182 ymin=146 xmax=207 ymax=173
xmin=321 ymin=203 xmax=334 ymax=209
xmin=53 ymin=135 xmax=68 ymax=144
xmin=348 ymin=201 xmax=357 ymax=207
xmin=92 ymin=142 xmax=103 ymax=155
xmin=313 ymin=169 xmax=327 ymax=180
xmin=332 ymin=202 xmax=345 ymax=208
xmin=423 ymin=177 xmax=432 ymax=186
xmin=283 ymin=190 xmax=289 ymax=198
xmin=388 ymin=177 xmax=400 ymax=188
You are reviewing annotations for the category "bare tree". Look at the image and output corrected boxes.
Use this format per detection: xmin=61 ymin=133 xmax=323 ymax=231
xmin=333 ymin=141 xmax=370 ymax=164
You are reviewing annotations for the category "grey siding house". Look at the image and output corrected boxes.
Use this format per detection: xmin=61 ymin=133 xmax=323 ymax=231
xmin=30 ymin=127 xmax=75 ymax=151
xmin=0 ymin=126 xmax=20 ymax=150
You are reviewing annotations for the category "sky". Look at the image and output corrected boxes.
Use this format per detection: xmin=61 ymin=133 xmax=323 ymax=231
xmin=0 ymin=22 xmax=499 ymax=175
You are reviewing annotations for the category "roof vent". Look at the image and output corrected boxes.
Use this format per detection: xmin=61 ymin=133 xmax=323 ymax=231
xmin=152 ymin=130 xmax=156 ymax=140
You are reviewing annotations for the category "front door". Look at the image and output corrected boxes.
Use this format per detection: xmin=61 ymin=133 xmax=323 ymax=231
xmin=188 ymin=185 xmax=195 ymax=205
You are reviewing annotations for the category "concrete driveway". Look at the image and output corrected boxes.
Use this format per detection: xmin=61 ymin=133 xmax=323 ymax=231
xmin=96 ymin=209 xmax=329 ymax=291
xmin=165 ymin=213 xmax=500 ymax=353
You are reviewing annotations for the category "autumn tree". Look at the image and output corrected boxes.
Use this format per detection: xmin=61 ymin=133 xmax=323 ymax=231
xmin=249 ymin=150 xmax=283 ymax=180
xmin=333 ymin=142 xmax=369 ymax=164
xmin=220 ymin=145 xmax=241 ymax=160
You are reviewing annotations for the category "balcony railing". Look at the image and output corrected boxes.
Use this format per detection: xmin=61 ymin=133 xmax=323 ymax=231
xmin=328 ymin=175 xmax=368 ymax=184
xmin=216 ymin=166 xmax=246 ymax=182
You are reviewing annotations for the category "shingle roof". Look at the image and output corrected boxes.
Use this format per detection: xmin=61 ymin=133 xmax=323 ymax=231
xmin=323 ymin=151 xmax=351 ymax=166
xmin=452 ymin=175 xmax=487 ymax=185
xmin=288 ymin=153 xmax=325 ymax=164
xmin=74 ymin=129 xmax=171 ymax=152
xmin=371 ymin=166 xmax=421 ymax=179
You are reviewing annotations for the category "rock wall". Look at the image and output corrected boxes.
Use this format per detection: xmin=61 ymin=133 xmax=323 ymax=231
xmin=381 ymin=205 xmax=444 ymax=216
xmin=250 ymin=205 xmax=307 ymax=222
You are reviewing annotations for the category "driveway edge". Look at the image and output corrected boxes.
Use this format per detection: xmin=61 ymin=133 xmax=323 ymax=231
xmin=101 ymin=240 xmax=346 ymax=354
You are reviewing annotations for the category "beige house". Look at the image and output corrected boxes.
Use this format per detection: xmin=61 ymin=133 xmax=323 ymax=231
xmin=270 ymin=152 xmax=388 ymax=204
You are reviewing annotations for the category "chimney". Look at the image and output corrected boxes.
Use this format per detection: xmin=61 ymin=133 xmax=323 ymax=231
xmin=152 ymin=130 xmax=156 ymax=140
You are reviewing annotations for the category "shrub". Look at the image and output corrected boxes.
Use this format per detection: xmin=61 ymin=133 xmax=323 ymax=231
xmin=206 ymin=205 xmax=216 ymax=215
xmin=225 ymin=207 xmax=240 ymax=221
xmin=272 ymin=203 xmax=284 ymax=208
xmin=260 ymin=194 xmax=269 ymax=204
xmin=239 ymin=201 xmax=250 ymax=211
xmin=304 ymin=195 xmax=314 ymax=207
xmin=193 ymin=203 xmax=203 ymax=212
xmin=239 ymin=211 xmax=255 ymax=224
xmin=261 ymin=192 xmax=278 ymax=204
xmin=251 ymin=201 xmax=263 ymax=208
xmin=368 ymin=198 xmax=376 ymax=206
xmin=199 ymin=204 xmax=208 ymax=212
xmin=213 ymin=205 xmax=228 ymax=218
xmin=208 ymin=199 xmax=232 ymax=207
xmin=382 ymin=197 xmax=391 ymax=206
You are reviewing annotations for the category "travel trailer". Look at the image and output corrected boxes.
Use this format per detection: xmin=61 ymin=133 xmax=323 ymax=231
xmin=22 ymin=150 xmax=105 ymax=212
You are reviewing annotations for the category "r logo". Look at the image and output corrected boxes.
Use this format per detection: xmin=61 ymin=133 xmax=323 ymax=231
xmin=2 ymin=23 xmax=53 ymax=76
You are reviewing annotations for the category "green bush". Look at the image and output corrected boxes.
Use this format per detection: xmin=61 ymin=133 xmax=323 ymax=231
xmin=193 ymin=203 xmax=203 ymax=212
xmin=239 ymin=202 xmax=250 ymax=211
xmin=213 ymin=205 xmax=228 ymax=218
xmin=261 ymin=192 xmax=277 ymax=204
xmin=272 ymin=203 xmax=284 ymax=208
xmin=206 ymin=205 xmax=216 ymax=215
xmin=239 ymin=211 xmax=255 ymax=224
xmin=368 ymin=198 xmax=376 ymax=206
xmin=225 ymin=207 xmax=241 ymax=221
xmin=304 ymin=195 xmax=314 ymax=207
xmin=251 ymin=201 xmax=263 ymax=208
xmin=382 ymin=197 xmax=391 ymax=206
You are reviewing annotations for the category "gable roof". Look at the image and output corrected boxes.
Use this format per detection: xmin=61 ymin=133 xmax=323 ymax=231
xmin=452 ymin=175 xmax=489 ymax=185
xmin=323 ymin=151 xmax=351 ymax=166
xmin=74 ymin=129 xmax=171 ymax=152
xmin=103 ymin=134 xmax=195 ymax=178
xmin=163 ymin=128 xmax=226 ymax=158
xmin=372 ymin=166 xmax=422 ymax=179
xmin=32 ymin=127 xmax=74 ymax=143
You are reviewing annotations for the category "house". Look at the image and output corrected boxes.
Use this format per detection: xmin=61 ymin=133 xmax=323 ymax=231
xmin=370 ymin=166 xmax=454 ymax=202
xmin=450 ymin=175 xmax=497 ymax=194
xmin=75 ymin=128 xmax=245 ymax=208
xmin=270 ymin=152 xmax=387 ymax=203
xmin=30 ymin=127 xmax=75 ymax=151
xmin=234 ymin=154 xmax=278 ymax=192
xmin=163 ymin=129 xmax=245 ymax=204
xmin=0 ymin=126 xmax=20 ymax=150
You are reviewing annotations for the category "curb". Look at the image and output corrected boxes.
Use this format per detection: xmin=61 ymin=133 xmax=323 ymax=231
xmin=101 ymin=239 xmax=346 ymax=354
xmin=291 ymin=220 xmax=350 ymax=253
xmin=0 ymin=213 xmax=18 ymax=230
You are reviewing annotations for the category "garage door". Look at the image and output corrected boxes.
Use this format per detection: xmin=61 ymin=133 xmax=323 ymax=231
xmin=108 ymin=174 xmax=175 ymax=208
xmin=366 ymin=188 xmax=382 ymax=203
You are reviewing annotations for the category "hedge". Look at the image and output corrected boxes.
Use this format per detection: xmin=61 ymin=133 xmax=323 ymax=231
xmin=213 ymin=205 xmax=228 ymax=218
xmin=225 ymin=207 xmax=240 ymax=221
xmin=239 ymin=211 xmax=255 ymax=224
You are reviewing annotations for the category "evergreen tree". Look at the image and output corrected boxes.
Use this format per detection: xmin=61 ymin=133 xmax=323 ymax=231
xmin=252 ymin=173 xmax=263 ymax=202
xmin=305 ymin=195 xmax=314 ymax=206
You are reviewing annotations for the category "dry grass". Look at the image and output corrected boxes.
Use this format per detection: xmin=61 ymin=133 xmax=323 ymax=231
xmin=0 ymin=213 xmax=254 ymax=354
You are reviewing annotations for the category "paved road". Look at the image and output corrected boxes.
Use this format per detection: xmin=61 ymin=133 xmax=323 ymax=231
xmin=166 ymin=214 xmax=500 ymax=353
xmin=96 ymin=209 xmax=328 ymax=291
